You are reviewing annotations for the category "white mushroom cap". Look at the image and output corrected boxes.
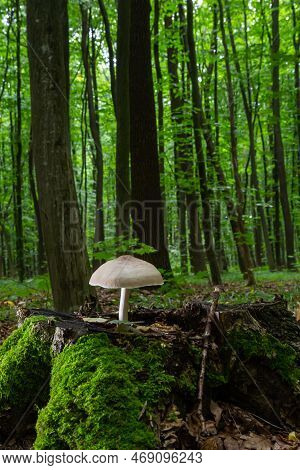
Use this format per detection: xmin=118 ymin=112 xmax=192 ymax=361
xmin=89 ymin=255 xmax=164 ymax=289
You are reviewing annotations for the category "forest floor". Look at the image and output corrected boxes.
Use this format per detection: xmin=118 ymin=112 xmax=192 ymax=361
xmin=1 ymin=268 xmax=299 ymax=335
xmin=0 ymin=268 xmax=300 ymax=450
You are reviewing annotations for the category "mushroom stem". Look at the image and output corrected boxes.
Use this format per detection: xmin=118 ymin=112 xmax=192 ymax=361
xmin=119 ymin=288 xmax=130 ymax=321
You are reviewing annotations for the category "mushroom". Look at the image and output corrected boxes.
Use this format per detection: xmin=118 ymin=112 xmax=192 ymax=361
xmin=89 ymin=255 xmax=164 ymax=322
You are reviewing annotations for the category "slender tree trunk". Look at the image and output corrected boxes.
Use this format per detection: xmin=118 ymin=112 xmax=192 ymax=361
xmin=178 ymin=5 xmax=206 ymax=273
xmin=223 ymin=0 xmax=275 ymax=270
xmin=0 ymin=230 xmax=4 ymax=278
xmin=0 ymin=221 xmax=13 ymax=277
xmin=14 ymin=0 xmax=24 ymax=281
xmin=97 ymin=0 xmax=116 ymax=114
xmin=28 ymin=129 xmax=46 ymax=274
xmin=154 ymin=0 xmax=166 ymax=195
xmin=80 ymin=5 xmax=105 ymax=260
xmin=129 ymin=0 xmax=171 ymax=272
xmin=268 ymin=126 xmax=282 ymax=267
xmin=210 ymin=3 xmax=222 ymax=270
xmin=27 ymin=0 xmax=91 ymax=311
xmin=291 ymin=0 xmax=300 ymax=197
xmin=79 ymin=82 xmax=88 ymax=232
xmin=271 ymin=0 xmax=296 ymax=268
xmin=218 ymin=0 xmax=245 ymax=216
xmin=165 ymin=14 xmax=188 ymax=273
xmin=115 ymin=0 xmax=131 ymax=237
xmin=185 ymin=0 xmax=221 ymax=284
xmin=258 ymin=117 xmax=273 ymax=243
xmin=251 ymin=185 xmax=263 ymax=267
xmin=186 ymin=0 xmax=255 ymax=284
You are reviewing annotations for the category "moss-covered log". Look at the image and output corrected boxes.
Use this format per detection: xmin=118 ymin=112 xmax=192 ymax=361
xmin=34 ymin=334 xmax=175 ymax=449
xmin=0 ymin=316 xmax=55 ymax=443
xmin=0 ymin=298 xmax=299 ymax=449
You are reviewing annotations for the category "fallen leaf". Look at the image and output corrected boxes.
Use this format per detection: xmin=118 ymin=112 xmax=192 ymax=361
xmin=288 ymin=431 xmax=298 ymax=442
xmin=242 ymin=432 xmax=272 ymax=450
xmin=210 ymin=401 xmax=223 ymax=428
xmin=202 ymin=436 xmax=222 ymax=450
xmin=3 ymin=300 xmax=15 ymax=307
xmin=223 ymin=436 xmax=241 ymax=450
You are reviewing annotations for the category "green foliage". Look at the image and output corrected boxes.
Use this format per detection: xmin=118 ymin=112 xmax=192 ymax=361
xmin=177 ymin=365 xmax=198 ymax=396
xmin=0 ymin=316 xmax=53 ymax=413
xmin=227 ymin=329 xmax=300 ymax=387
xmin=0 ymin=275 xmax=52 ymax=321
xmin=0 ymin=275 xmax=50 ymax=302
xmin=94 ymin=236 xmax=157 ymax=261
xmin=34 ymin=334 xmax=175 ymax=450
xmin=178 ymin=268 xmax=300 ymax=310
xmin=0 ymin=0 xmax=299 ymax=283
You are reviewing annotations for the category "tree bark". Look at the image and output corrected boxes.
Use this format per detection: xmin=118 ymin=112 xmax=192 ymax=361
xmin=183 ymin=1 xmax=254 ymax=284
xmin=97 ymin=0 xmax=116 ymax=115
xmin=115 ymin=0 xmax=131 ymax=237
xmin=178 ymin=5 xmax=206 ymax=273
xmin=218 ymin=0 xmax=245 ymax=220
xmin=14 ymin=0 xmax=24 ymax=281
xmin=28 ymin=129 xmax=46 ymax=274
xmin=185 ymin=0 xmax=222 ymax=285
xmin=212 ymin=6 xmax=225 ymax=271
xmin=153 ymin=0 xmax=166 ymax=196
xmin=271 ymin=0 xmax=296 ymax=269
xmin=27 ymin=0 xmax=91 ymax=311
xmin=223 ymin=0 xmax=275 ymax=271
xmin=129 ymin=0 xmax=171 ymax=272
xmin=80 ymin=5 xmax=105 ymax=258
xmin=165 ymin=14 xmax=188 ymax=273
xmin=291 ymin=0 xmax=300 ymax=198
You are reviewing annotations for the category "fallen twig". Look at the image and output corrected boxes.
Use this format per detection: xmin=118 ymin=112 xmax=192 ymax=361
xmin=197 ymin=286 xmax=221 ymax=436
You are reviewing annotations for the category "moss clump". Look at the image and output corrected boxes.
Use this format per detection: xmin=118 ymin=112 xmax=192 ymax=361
xmin=228 ymin=329 xmax=300 ymax=386
xmin=206 ymin=370 xmax=228 ymax=388
xmin=177 ymin=366 xmax=198 ymax=396
xmin=34 ymin=334 xmax=175 ymax=450
xmin=0 ymin=316 xmax=53 ymax=413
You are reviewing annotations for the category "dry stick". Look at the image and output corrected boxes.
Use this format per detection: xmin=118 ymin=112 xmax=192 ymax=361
xmin=197 ymin=286 xmax=221 ymax=435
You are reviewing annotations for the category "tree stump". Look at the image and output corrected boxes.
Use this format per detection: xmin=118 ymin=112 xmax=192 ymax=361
xmin=0 ymin=297 xmax=299 ymax=449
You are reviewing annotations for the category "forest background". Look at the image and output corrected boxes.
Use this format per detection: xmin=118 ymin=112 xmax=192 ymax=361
xmin=0 ymin=0 xmax=299 ymax=313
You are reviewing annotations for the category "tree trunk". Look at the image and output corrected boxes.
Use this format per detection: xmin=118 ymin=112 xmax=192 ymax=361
xmin=165 ymin=14 xmax=188 ymax=273
xmin=268 ymin=125 xmax=282 ymax=267
xmin=80 ymin=5 xmax=105 ymax=259
xmin=129 ymin=0 xmax=171 ymax=272
xmin=218 ymin=0 xmax=245 ymax=220
xmin=27 ymin=0 xmax=91 ymax=311
xmin=291 ymin=0 xmax=300 ymax=198
xmin=153 ymin=0 xmax=166 ymax=196
xmin=178 ymin=6 xmax=206 ymax=273
xmin=211 ymin=3 xmax=224 ymax=271
xmin=185 ymin=0 xmax=221 ymax=285
xmin=115 ymin=0 xmax=131 ymax=237
xmin=97 ymin=0 xmax=116 ymax=115
xmin=14 ymin=0 xmax=24 ymax=282
xmin=28 ymin=130 xmax=46 ymax=274
xmin=271 ymin=0 xmax=296 ymax=269
xmin=223 ymin=0 xmax=275 ymax=271
xmin=183 ymin=1 xmax=254 ymax=284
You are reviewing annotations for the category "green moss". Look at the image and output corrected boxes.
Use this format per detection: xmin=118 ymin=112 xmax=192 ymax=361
xmin=228 ymin=329 xmax=300 ymax=386
xmin=34 ymin=334 xmax=175 ymax=450
xmin=177 ymin=366 xmax=198 ymax=396
xmin=206 ymin=370 xmax=228 ymax=387
xmin=0 ymin=316 xmax=53 ymax=412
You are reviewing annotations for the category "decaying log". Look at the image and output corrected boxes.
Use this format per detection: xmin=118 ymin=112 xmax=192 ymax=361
xmin=9 ymin=296 xmax=300 ymax=449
